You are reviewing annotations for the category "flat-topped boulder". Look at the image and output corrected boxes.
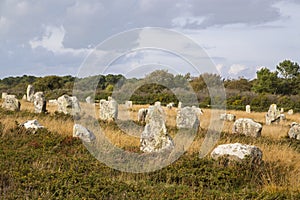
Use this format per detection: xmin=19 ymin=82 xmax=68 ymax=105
xmin=57 ymin=95 xmax=81 ymax=116
xmin=211 ymin=143 xmax=263 ymax=165
xmin=21 ymin=119 xmax=44 ymax=130
xmin=73 ymin=124 xmax=96 ymax=143
xmin=1 ymin=95 xmax=20 ymax=111
xmin=176 ymin=106 xmax=200 ymax=129
xmin=233 ymin=118 xmax=262 ymax=138
xmin=288 ymin=122 xmax=300 ymax=140
xmin=140 ymin=105 xmax=174 ymax=153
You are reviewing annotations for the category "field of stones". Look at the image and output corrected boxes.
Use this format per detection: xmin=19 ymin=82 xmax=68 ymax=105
xmin=1 ymin=88 xmax=300 ymax=199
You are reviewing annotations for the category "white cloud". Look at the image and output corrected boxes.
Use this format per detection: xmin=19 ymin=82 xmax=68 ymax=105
xmin=228 ymin=64 xmax=247 ymax=75
xmin=29 ymin=25 xmax=90 ymax=56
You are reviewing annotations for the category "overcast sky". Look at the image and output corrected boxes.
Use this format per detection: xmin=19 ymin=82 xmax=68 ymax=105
xmin=0 ymin=0 xmax=299 ymax=79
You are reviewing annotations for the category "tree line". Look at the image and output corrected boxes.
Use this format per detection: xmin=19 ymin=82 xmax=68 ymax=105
xmin=0 ymin=60 xmax=299 ymax=111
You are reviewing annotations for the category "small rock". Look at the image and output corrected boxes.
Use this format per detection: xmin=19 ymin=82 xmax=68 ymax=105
xmin=288 ymin=122 xmax=300 ymax=140
xmin=73 ymin=124 xmax=96 ymax=142
xmin=220 ymin=113 xmax=236 ymax=122
xmin=246 ymin=105 xmax=251 ymax=113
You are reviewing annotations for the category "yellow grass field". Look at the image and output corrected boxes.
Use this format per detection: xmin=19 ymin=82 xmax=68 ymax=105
xmin=1 ymin=99 xmax=300 ymax=193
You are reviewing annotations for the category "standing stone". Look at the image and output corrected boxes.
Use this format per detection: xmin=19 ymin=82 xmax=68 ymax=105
xmin=280 ymin=108 xmax=284 ymax=113
xmin=1 ymin=95 xmax=20 ymax=111
xmin=33 ymin=92 xmax=47 ymax=113
xmin=265 ymin=104 xmax=281 ymax=125
xmin=140 ymin=105 xmax=174 ymax=153
xmin=86 ymin=96 xmax=93 ymax=104
xmin=125 ymin=100 xmax=133 ymax=109
xmin=137 ymin=108 xmax=148 ymax=122
xmin=154 ymin=101 xmax=161 ymax=106
xmin=73 ymin=124 xmax=96 ymax=143
xmin=22 ymin=94 xmax=27 ymax=100
xmin=1 ymin=92 xmax=7 ymax=99
xmin=178 ymin=102 xmax=182 ymax=109
xmin=26 ymin=85 xmax=35 ymax=102
xmin=57 ymin=95 xmax=81 ymax=116
xmin=176 ymin=106 xmax=200 ymax=129
xmin=109 ymin=98 xmax=118 ymax=120
xmin=211 ymin=143 xmax=263 ymax=165
xmin=233 ymin=118 xmax=262 ymax=138
xmin=99 ymin=97 xmax=118 ymax=121
xmin=288 ymin=122 xmax=300 ymax=140
xmin=246 ymin=105 xmax=251 ymax=113
xmin=220 ymin=113 xmax=236 ymax=122
xmin=288 ymin=109 xmax=294 ymax=115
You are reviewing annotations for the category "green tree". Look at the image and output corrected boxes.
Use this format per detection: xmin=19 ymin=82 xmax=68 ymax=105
xmin=252 ymin=68 xmax=278 ymax=94
xmin=276 ymin=60 xmax=300 ymax=79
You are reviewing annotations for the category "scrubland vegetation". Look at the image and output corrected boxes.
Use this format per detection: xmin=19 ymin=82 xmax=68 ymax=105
xmin=1 ymin=100 xmax=300 ymax=199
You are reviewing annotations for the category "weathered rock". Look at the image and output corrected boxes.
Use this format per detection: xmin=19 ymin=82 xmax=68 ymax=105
xmin=288 ymin=109 xmax=294 ymax=115
xmin=73 ymin=124 xmax=96 ymax=143
xmin=233 ymin=118 xmax=262 ymax=138
xmin=48 ymin=99 xmax=58 ymax=105
xmin=176 ymin=106 xmax=200 ymax=129
xmin=192 ymin=106 xmax=203 ymax=115
xmin=33 ymin=92 xmax=47 ymax=113
xmin=166 ymin=102 xmax=175 ymax=109
xmin=280 ymin=114 xmax=286 ymax=120
xmin=125 ymin=100 xmax=133 ymax=109
xmin=22 ymin=94 xmax=27 ymax=100
xmin=220 ymin=113 xmax=236 ymax=122
xmin=288 ymin=122 xmax=300 ymax=140
xmin=178 ymin=102 xmax=182 ymax=109
xmin=86 ymin=96 xmax=93 ymax=104
xmin=57 ymin=95 xmax=81 ymax=116
xmin=1 ymin=92 xmax=7 ymax=99
xmin=154 ymin=101 xmax=161 ymax=106
xmin=246 ymin=105 xmax=251 ymax=113
xmin=1 ymin=95 xmax=20 ymax=111
xmin=22 ymin=119 xmax=44 ymax=130
xmin=99 ymin=98 xmax=118 ymax=121
xmin=280 ymin=108 xmax=284 ymax=113
xmin=265 ymin=104 xmax=281 ymax=125
xmin=211 ymin=143 xmax=263 ymax=165
xmin=26 ymin=84 xmax=35 ymax=102
xmin=140 ymin=105 xmax=174 ymax=153
xmin=137 ymin=108 xmax=148 ymax=122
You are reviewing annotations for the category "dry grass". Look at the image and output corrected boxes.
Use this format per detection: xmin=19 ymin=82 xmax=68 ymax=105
xmin=1 ymin=100 xmax=300 ymax=191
